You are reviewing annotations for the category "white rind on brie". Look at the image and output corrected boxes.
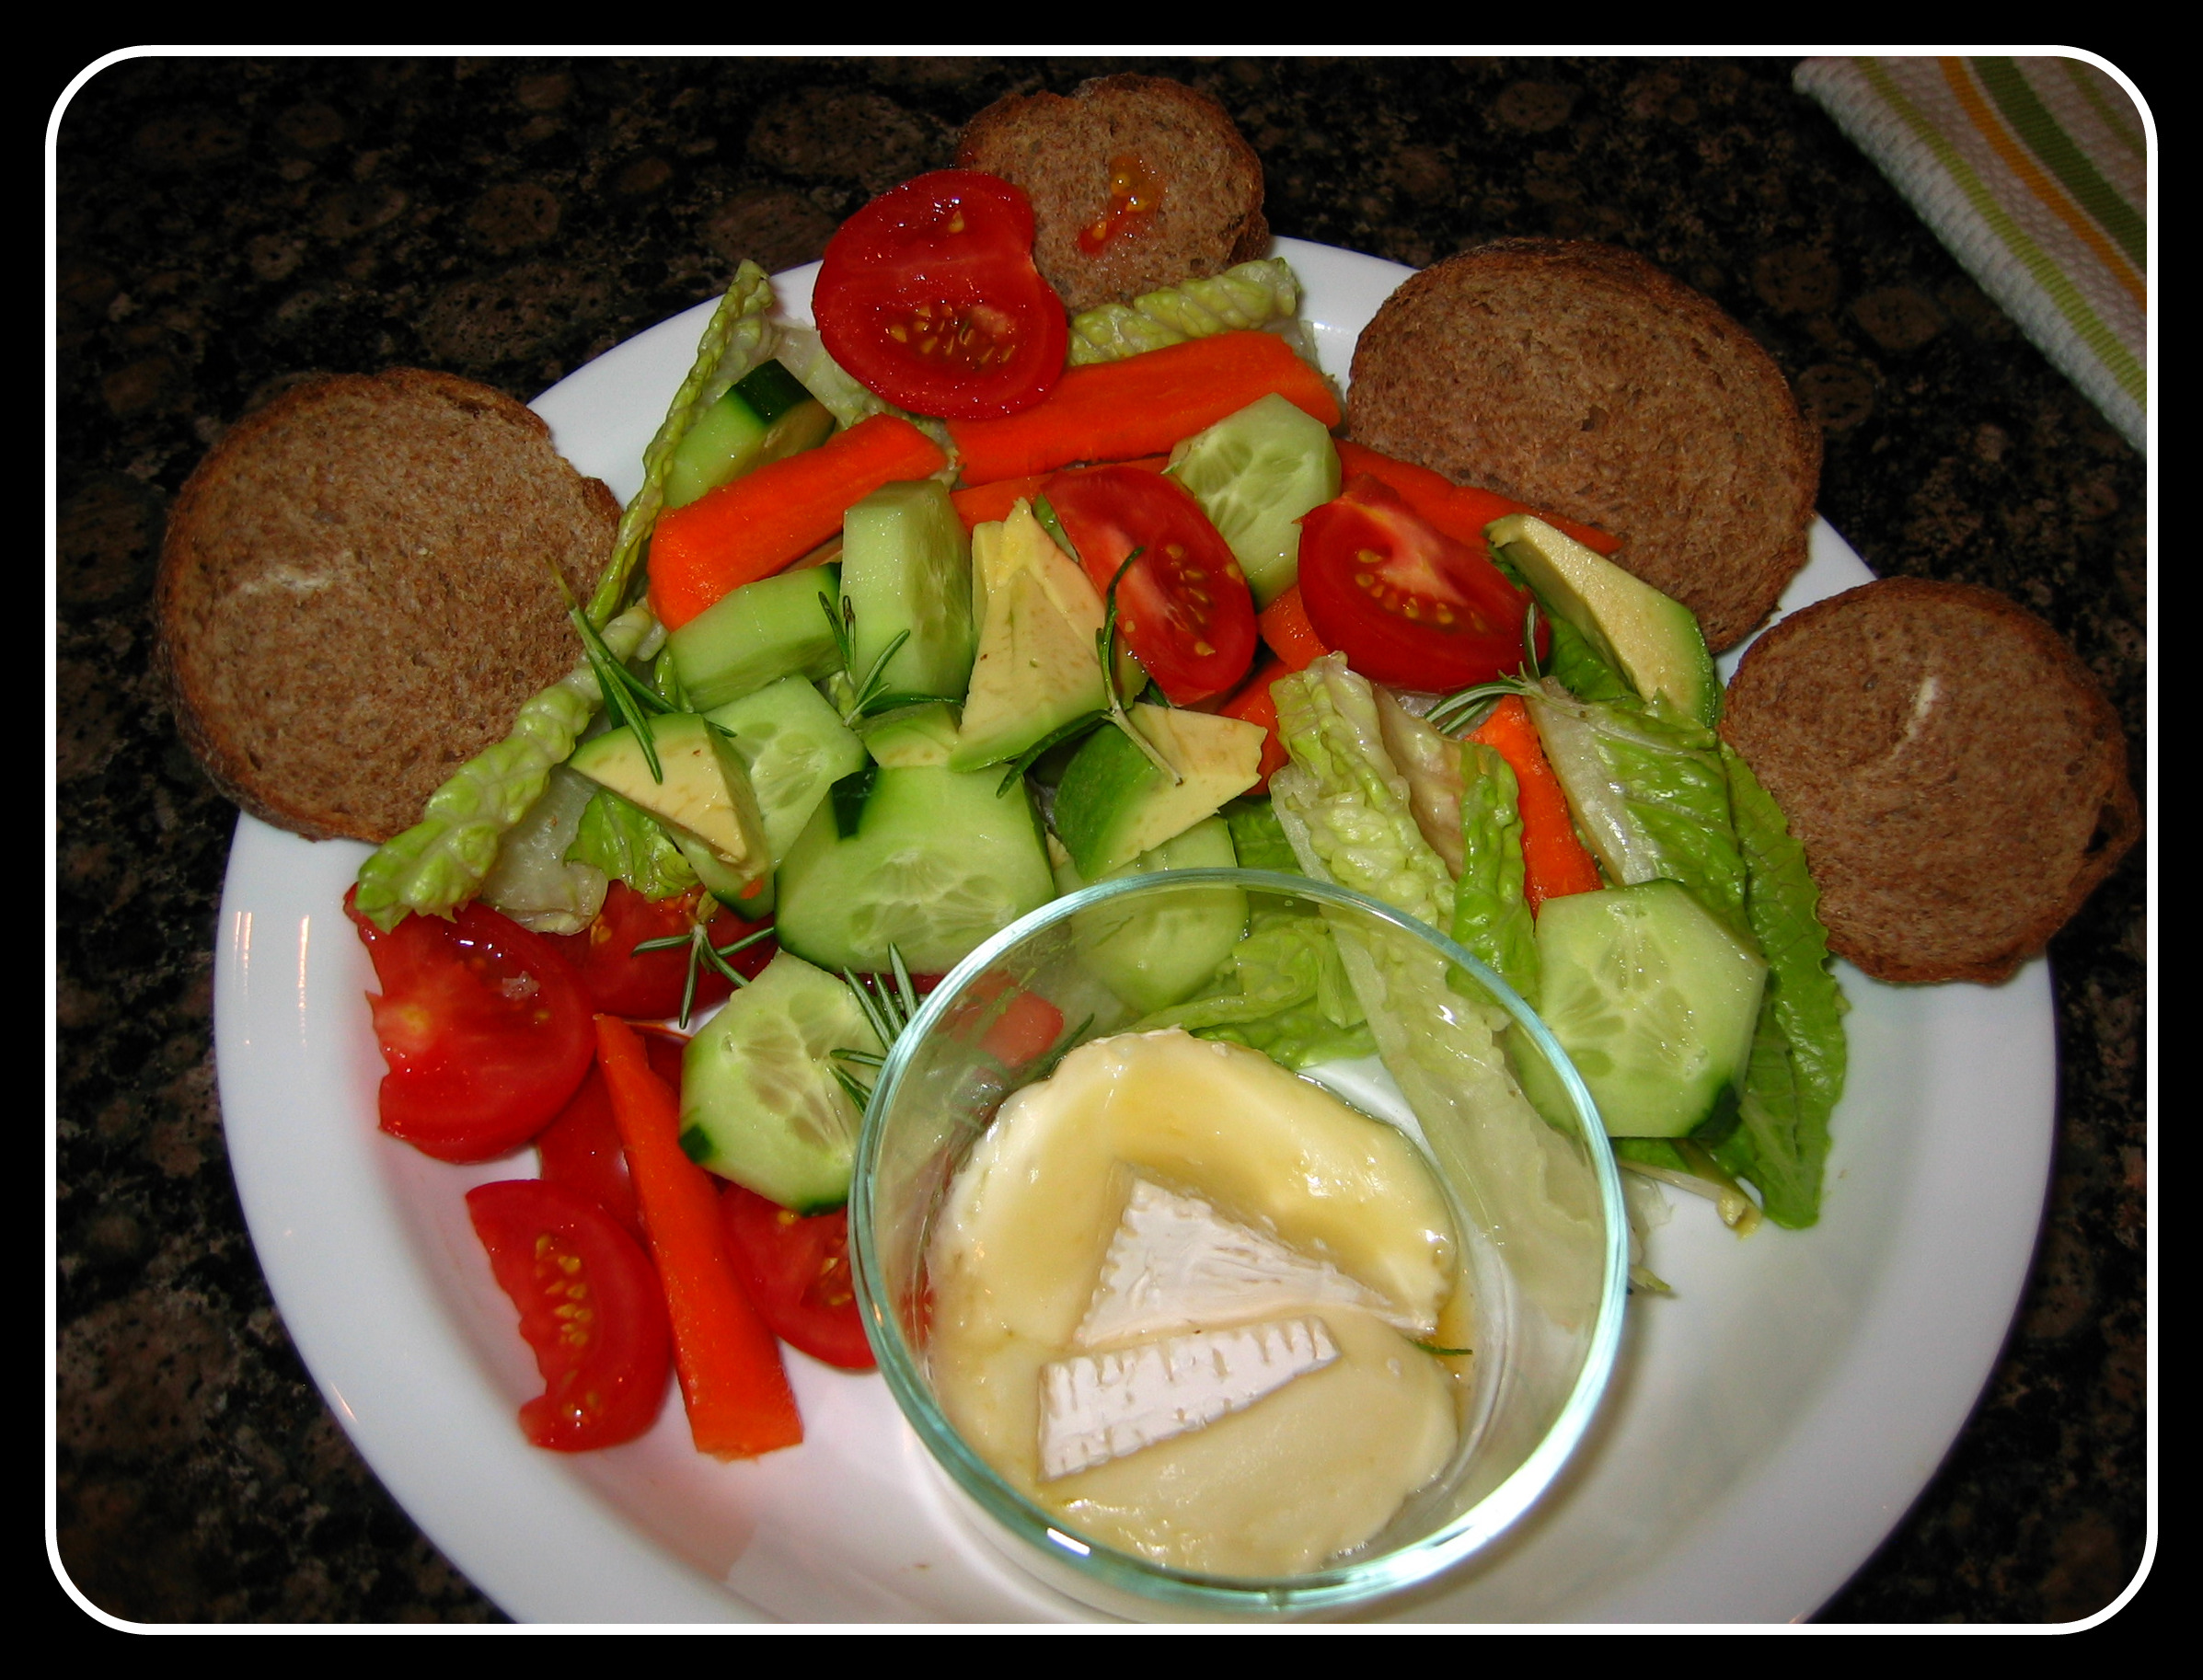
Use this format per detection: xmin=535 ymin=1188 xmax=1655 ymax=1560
xmin=1038 ymin=1317 xmax=1340 ymax=1480
xmin=1074 ymin=1178 xmax=1431 ymax=1347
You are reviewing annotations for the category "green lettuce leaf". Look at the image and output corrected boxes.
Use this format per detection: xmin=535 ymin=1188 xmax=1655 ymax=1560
xmin=1710 ymin=747 xmax=1849 ymax=1228
xmin=1453 ymin=741 xmax=1538 ymax=1008
xmin=1135 ymin=895 xmax=1375 ymax=1069
xmin=1528 ymin=677 xmax=1747 ymax=935
xmin=590 ymin=260 xmax=778 ymax=625
xmin=565 ymin=785 xmax=702 ymax=902
xmin=1067 ymin=258 xmax=1301 ymax=365
xmin=1540 ymin=611 xmax=1635 ymax=706
xmin=1221 ymin=796 xmax=1299 ymax=874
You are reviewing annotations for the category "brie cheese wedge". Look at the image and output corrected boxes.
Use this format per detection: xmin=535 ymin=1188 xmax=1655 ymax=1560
xmin=1038 ymin=1317 xmax=1339 ymax=1480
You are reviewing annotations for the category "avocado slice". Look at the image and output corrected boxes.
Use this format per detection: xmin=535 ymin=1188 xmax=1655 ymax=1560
xmin=951 ymin=501 xmax=1111 ymax=770
xmin=1488 ymin=514 xmax=1721 ymax=729
xmin=567 ymin=712 xmax=771 ymax=899
xmin=1052 ymin=705 xmax=1266 ymax=880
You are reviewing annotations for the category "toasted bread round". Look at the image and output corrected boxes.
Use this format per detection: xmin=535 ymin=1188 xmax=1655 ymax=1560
xmin=156 ymin=368 xmax=618 ymax=844
xmin=1347 ymin=239 xmax=1820 ymax=651
xmin=958 ymin=74 xmax=1269 ymax=316
xmin=1719 ymin=579 xmax=2138 ymax=984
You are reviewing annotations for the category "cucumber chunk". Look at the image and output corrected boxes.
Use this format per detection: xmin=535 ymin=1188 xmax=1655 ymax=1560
xmin=663 ymin=360 xmax=836 ymax=512
xmin=840 ymin=480 xmax=975 ymax=706
xmin=703 ymin=675 xmax=869 ymax=864
xmin=1055 ymin=814 xmax=1248 ymax=1012
xmin=668 ymin=564 xmax=841 ymax=711
xmin=1168 ymin=393 xmax=1343 ymax=608
xmin=773 ymin=764 xmax=1055 ymax=973
xmin=679 ymin=949 xmax=881 ymax=1213
xmin=1533 ymin=880 xmax=1768 ymax=1138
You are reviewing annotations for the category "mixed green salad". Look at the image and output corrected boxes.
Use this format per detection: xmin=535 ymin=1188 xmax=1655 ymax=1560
xmin=346 ymin=190 xmax=1847 ymax=1309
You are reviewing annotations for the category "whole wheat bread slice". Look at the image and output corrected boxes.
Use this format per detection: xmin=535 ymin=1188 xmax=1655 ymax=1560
xmin=1719 ymin=578 xmax=2138 ymax=984
xmin=1346 ymin=239 xmax=1820 ymax=651
xmin=958 ymin=74 xmax=1269 ymax=316
xmin=156 ymin=368 xmax=618 ymax=844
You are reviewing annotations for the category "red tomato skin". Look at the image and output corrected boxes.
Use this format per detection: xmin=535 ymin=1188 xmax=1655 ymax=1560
xmin=719 ymin=1184 xmax=876 ymax=1371
xmin=813 ymin=170 xmax=1068 ymax=422
xmin=1217 ymin=656 xmax=1291 ymax=791
xmin=536 ymin=1068 xmax=644 ymax=1242
xmin=1297 ymin=476 xmax=1544 ymax=691
xmin=467 ymin=1178 xmax=675 ymax=1451
xmin=546 ymin=884 xmax=775 ymax=1021
xmin=1044 ymin=465 xmax=1258 ymax=705
xmin=949 ymin=969 xmax=1067 ymax=1068
xmin=345 ymin=890 xmax=595 ymax=1164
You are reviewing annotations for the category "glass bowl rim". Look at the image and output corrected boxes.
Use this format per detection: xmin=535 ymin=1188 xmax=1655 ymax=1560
xmin=847 ymin=866 xmax=1630 ymax=1615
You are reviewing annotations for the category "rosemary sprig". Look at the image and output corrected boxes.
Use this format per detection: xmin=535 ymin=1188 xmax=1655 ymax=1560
xmin=1522 ymin=595 xmax=1544 ymax=682
xmin=629 ymin=915 xmax=774 ymax=1030
xmin=832 ymin=946 xmax=923 ymax=1110
xmin=821 ymin=595 xmax=959 ymax=723
xmin=1095 ymin=547 xmax=1181 ymax=786
xmin=1424 ymin=673 xmax=1541 ymax=736
xmin=1409 ymin=1340 xmax=1475 ymax=1358
xmin=995 ymin=709 xmax=1106 ymax=796
xmin=570 ymin=604 xmax=676 ymax=782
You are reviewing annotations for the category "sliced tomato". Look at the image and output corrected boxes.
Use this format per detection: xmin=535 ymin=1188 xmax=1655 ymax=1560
xmin=467 ymin=1178 xmax=675 ymax=1451
xmin=344 ymin=888 xmax=594 ymax=1163
xmin=546 ymin=884 xmax=774 ymax=1022
xmin=536 ymin=1030 xmax=684 ymax=1244
xmin=719 ymin=1184 xmax=875 ymax=1371
xmin=813 ymin=170 xmax=1067 ymax=421
xmin=1297 ymin=474 xmax=1546 ymax=691
xmin=1044 ymin=464 xmax=1258 ymax=705
xmin=946 ymin=969 xmax=1068 ymax=1069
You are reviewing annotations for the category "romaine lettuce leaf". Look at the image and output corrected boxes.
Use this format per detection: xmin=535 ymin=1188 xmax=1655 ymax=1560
xmin=1453 ymin=741 xmax=1538 ymax=1008
xmin=1135 ymin=895 xmax=1375 ymax=1069
xmin=478 ymin=764 xmax=610 ymax=935
xmin=566 ymin=785 xmax=702 ymax=903
xmin=1221 ymin=796 xmax=1298 ymax=874
xmin=1067 ymin=258 xmax=1301 ymax=365
xmin=1711 ymin=747 xmax=1849 ymax=1228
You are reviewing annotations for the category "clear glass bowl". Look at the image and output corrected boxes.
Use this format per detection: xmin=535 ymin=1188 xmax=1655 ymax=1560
xmin=848 ymin=869 xmax=1627 ymax=1618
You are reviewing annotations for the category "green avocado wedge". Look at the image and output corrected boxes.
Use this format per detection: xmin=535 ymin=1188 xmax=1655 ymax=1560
xmin=1489 ymin=513 xmax=1721 ymax=729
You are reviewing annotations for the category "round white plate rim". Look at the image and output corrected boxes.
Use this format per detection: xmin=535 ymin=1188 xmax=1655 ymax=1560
xmin=212 ymin=237 xmax=2055 ymax=1624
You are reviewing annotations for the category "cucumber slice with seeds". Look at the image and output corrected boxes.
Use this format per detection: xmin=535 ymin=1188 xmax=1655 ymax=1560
xmin=680 ymin=949 xmax=881 ymax=1213
xmin=1533 ymin=880 xmax=1768 ymax=1138
xmin=1168 ymin=392 xmax=1343 ymax=608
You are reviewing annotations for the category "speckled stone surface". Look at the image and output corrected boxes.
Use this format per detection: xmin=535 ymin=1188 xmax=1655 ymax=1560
xmin=52 ymin=55 xmax=2148 ymax=1624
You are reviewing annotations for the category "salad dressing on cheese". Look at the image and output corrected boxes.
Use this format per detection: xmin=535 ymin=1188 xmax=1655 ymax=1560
xmin=926 ymin=1028 xmax=1471 ymax=1576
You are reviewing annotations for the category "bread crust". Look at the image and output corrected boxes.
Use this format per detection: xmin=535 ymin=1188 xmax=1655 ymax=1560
xmin=1346 ymin=238 xmax=1820 ymax=651
xmin=1719 ymin=578 xmax=2138 ymax=984
xmin=958 ymin=74 xmax=1269 ymax=316
xmin=156 ymin=368 xmax=618 ymax=844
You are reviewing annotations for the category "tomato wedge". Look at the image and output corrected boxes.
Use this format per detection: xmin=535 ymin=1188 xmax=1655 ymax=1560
xmin=344 ymin=888 xmax=594 ymax=1163
xmin=1044 ymin=463 xmax=1258 ymax=705
xmin=813 ymin=170 xmax=1067 ymax=421
xmin=1297 ymin=474 xmax=1545 ymax=690
xmin=467 ymin=1178 xmax=674 ymax=1452
xmin=536 ymin=1030 xmax=683 ymax=1245
xmin=719 ymin=1185 xmax=875 ymax=1371
xmin=545 ymin=883 xmax=775 ymax=1021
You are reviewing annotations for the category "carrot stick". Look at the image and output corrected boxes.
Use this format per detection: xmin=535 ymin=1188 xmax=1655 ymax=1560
xmin=1256 ymin=584 xmax=1331 ymax=672
xmin=948 ymin=332 xmax=1341 ymax=485
xmin=594 ymin=1015 xmax=802 ymax=1459
xmin=649 ymin=414 xmax=947 ymax=630
xmin=1468 ymin=696 xmax=1604 ymax=913
xmin=949 ymin=455 xmax=1172 ymax=530
xmin=1333 ymin=440 xmax=1621 ymax=557
xmin=1217 ymin=656 xmax=1291 ymax=791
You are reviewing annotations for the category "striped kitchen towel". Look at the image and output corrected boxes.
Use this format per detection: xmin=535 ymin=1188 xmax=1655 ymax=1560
xmin=1795 ymin=55 xmax=2148 ymax=452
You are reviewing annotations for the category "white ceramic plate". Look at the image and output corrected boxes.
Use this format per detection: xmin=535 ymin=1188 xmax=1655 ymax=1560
xmin=213 ymin=240 xmax=2055 ymax=1624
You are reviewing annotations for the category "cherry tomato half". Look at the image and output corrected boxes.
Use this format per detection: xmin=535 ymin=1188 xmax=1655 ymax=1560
xmin=813 ymin=170 xmax=1068 ymax=421
xmin=1044 ymin=464 xmax=1258 ymax=705
xmin=467 ymin=1178 xmax=675 ymax=1451
xmin=345 ymin=889 xmax=595 ymax=1163
xmin=545 ymin=883 xmax=775 ymax=1022
xmin=1297 ymin=475 xmax=1545 ymax=691
xmin=719 ymin=1184 xmax=876 ymax=1371
xmin=536 ymin=1030 xmax=683 ymax=1246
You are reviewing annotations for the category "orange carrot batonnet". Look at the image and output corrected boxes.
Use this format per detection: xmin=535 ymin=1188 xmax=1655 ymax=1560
xmin=1332 ymin=440 xmax=1621 ymax=558
xmin=594 ymin=1014 xmax=802 ymax=1459
xmin=1468 ymin=696 xmax=1603 ymax=914
xmin=1256 ymin=584 xmax=1331 ymax=672
xmin=649 ymin=414 xmax=948 ymax=630
xmin=948 ymin=332 xmax=1341 ymax=486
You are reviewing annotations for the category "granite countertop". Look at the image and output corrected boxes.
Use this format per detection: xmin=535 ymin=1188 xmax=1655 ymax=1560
xmin=52 ymin=54 xmax=2148 ymax=1624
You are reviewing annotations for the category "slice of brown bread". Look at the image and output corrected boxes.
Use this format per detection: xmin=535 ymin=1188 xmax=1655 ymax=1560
xmin=1346 ymin=238 xmax=1820 ymax=651
xmin=957 ymin=74 xmax=1269 ymax=316
xmin=156 ymin=368 xmax=619 ymax=844
xmin=1719 ymin=578 xmax=2138 ymax=984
